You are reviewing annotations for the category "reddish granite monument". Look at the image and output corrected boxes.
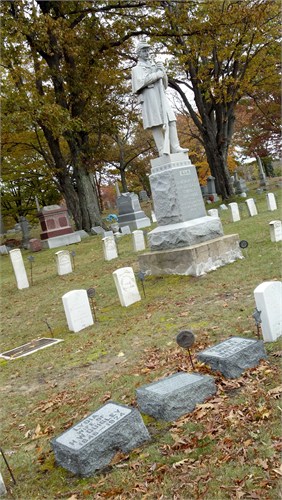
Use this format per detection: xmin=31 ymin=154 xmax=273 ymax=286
xmin=38 ymin=205 xmax=73 ymax=240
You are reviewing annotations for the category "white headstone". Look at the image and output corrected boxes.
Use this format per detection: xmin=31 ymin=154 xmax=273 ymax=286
xmin=151 ymin=211 xmax=157 ymax=223
xmin=240 ymin=192 xmax=247 ymax=198
xmin=62 ymin=290 xmax=94 ymax=333
xmin=55 ymin=250 xmax=73 ymax=275
xmin=207 ymin=209 xmax=219 ymax=218
xmin=245 ymin=198 xmax=258 ymax=216
xmin=102 ymin=236 xmax=118 ymax=261
xmin=120 ymin=226 xmax=131 ymax=235
xmin=0 ymin=472 xmax=7 ymax=496
xmin=266 ymin=193 xmax=277 ymax=211
xmin=254 ymin=281 xmax=282 ymax=342
xmin=269 ymin=220 xmax=282 ymax=242
xmin=219 ymin=204 xmax=228 ymax=210
xmin=132 ymin=230 xmax=146 ymax=252
xmin=9 ymin=249 xmax=29 ymax=289
xmin=113 ymin=267 xmax=141 ymax=307
xmin=228 ymin=202 xmax=241 ymax=222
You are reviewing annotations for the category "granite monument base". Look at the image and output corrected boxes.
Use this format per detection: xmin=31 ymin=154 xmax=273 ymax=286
xmin=52 ymin=402 xmax=150 ymax=477
xmin=136 ymin=372 xmax=216 ymax=421
xmin=138 ymin=234 xmax=242 ymax=277
xmin=148 ymin=216 xmax=223 ymax=251
xmin=197 ymin=337 xmax=267 ymax=378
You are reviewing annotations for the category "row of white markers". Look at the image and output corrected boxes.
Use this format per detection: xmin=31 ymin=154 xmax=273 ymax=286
xmin=8 ymin=248 xmax=281 ymax=343
xmin=207 ymin=194 xmax=281 ymax=242
xmin=8 ymin=230 xmax=146 ymax=290
xmin=60 ymin=272 xmax=282 ymax=343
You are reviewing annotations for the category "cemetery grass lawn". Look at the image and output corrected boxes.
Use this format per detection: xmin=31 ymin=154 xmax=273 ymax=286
xmin=0 ymin=185 xmax=281 ymax=499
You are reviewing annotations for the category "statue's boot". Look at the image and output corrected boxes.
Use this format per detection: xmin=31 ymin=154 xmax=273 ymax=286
xmin=169 ymin=121 xmax=189 ymax=153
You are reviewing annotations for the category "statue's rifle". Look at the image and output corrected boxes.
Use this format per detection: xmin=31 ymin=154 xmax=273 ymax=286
xmin=154 ymin=62 xmax=170 ymax=155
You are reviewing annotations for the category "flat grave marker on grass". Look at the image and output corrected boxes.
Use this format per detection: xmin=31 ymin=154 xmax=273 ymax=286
xmin=62 ymin=290 xmax=94 ymax=333
xmin=9 ymin=249 xmax=29 ymax=290
xmin=113 ymin=267 xmax=141 ymax=307
xmin=197 ymin=336 xmax=267 ymax=378
xmin=136 ymin=371 xmax=216 ymax=421
xmin=254 ymin=281 xmax=282 ymax=342
xmin=51 ymin=402 xmax=150 ymax=477
xmin=0 ymin=338 xmax=63 ymax=360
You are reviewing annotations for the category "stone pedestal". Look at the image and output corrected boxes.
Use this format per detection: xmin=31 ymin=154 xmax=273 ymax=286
xmin=117 ymin=193 xmax=151 ymax=230
xmin=139 ymin=153 xmax=242 ymax=276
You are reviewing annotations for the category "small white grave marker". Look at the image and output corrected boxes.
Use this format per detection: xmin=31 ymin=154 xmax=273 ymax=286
xmin=207 ymin=209 xmax=219 ymax=218
xmin=9 ymin=249 xmax=29 ymax=289
xmin=151 ymin=211 xmax=157 ymax=223
xmin=120 ymin=226 xmax=131 ymax=235
xmin=132 ymin=230 xmax=146 ymax=252
xmin=102 ymin=236 xmax=118 ymax=261
xmin=245 ymin=198 xmax=258 ymax=216
xmin=113 ymin=267 xmax=141 ymax=307
xmin=269 ymin=220 xmax=282 ymax=242
xmin=228 ymin=202 xmax=241 ymax=222
xmin=219 ymin=204 xmax=228 ymax=210
xmin=62 ymin=290 xmax=94 ymax=333
xmin=254 ymin=281 xmax=282 ymax=342
xmin=266 ymin=193 xmax=277 ymax=211
xmin=55 ymin=250 xmax=73 ymax=275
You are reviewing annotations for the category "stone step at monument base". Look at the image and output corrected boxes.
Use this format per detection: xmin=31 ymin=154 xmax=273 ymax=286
xmin=147 ymin=216 xmax=223 ymax=251
xmin=42 ymin=233 xmax=81 ymax=249
xmin=138 ymin=234 xmax=242 ymax=277
xmin=118 ymin=215 xmax=151 ymax=231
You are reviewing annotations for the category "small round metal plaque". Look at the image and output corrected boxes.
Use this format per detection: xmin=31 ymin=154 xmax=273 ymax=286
xmin=239 ymin=240 xmax=248 ymax=249
xmin=176 ymin=330 xmax=195 ymax=349
xmin=27 ymin=255 xmax=35 ymax=262
xmin=87 ymin=287 xmax=96 ymax=298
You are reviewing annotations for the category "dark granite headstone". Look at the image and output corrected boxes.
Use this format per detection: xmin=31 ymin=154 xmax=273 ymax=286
xmin=136 ymin=371 xmax=216 ymax=421
xmin=117 ymin=193 xmax=150 ymax=230
xmin=19 ymin=216 xmax=30 ymax=249
xmin=197 ymin=336 xmax=267 ymax=378
xmin=51 ymin=402 xmax=150 ymax=476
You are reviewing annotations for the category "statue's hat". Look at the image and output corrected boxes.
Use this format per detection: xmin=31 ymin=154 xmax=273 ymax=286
xmin=136 ymin=41 xmax=151 ymax=53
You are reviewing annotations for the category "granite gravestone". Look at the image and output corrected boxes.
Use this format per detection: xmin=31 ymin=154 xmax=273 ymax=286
xmin=62 ymin=290 xmax=94 ymax=333
xmin=91 ymin=226 xmax=104 ymax=235
xmin=269 ymin=220 xmax=282 ymax=242
xmin=38 ymin=205 xmax=80 ymax=249
xmin=136 ymin=371 xmax=216 ymax=421
xmin=9 ymin=249 xmax=29 ymax=290
xmin=19 ymin=216 xmax=30 ymax=249
xmin=197 ymin=337 xmax=267 ymax=378
xmin=29 ymin=238 xmax=42 ymax=252
xmin=112 ymin=267 xmax=141 ymax=307
xmin=52 ymin=402 xmax=150 ymax=476
xmin=206 ymin=176 xmax=219 ymax=201
xmin=254 ymin=281 xmax=282 ymax=342
xmin=117 ymin=192 xmax=151 ymax=230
